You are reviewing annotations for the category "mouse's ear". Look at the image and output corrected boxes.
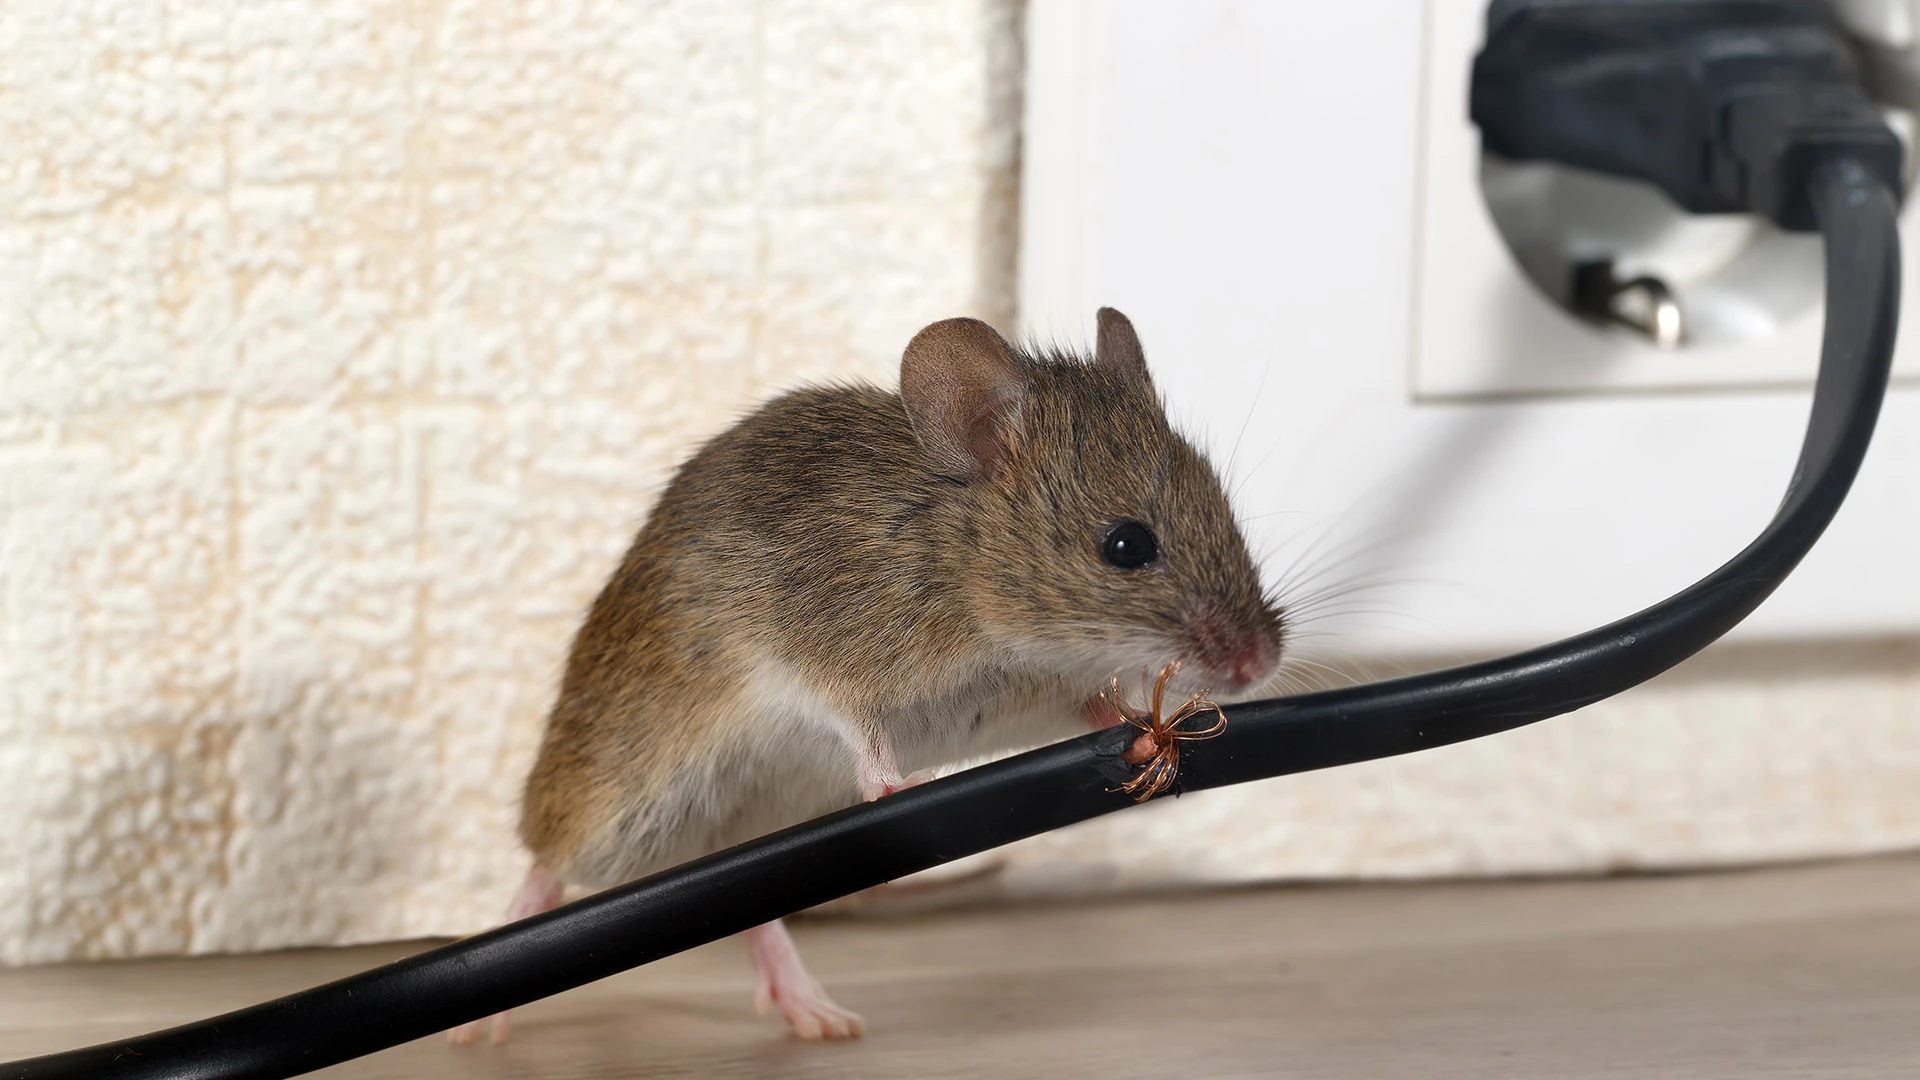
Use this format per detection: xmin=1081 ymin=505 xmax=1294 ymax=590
xmin=1095 ymin=307 xmax=1152 ymax=388
xmin=900 ymin=317 xmax=1028 ymax=482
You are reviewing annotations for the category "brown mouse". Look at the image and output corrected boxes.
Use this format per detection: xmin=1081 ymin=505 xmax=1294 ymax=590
xmin=448 ymin=308 xmax=1284 ymax=1044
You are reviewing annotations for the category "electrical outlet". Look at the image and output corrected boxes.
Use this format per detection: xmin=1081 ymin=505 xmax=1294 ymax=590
xmin=1020 ymin=0 xmax=1920 ymax=656
xmin=1416 ymin=0 xmax=1920 ymax=399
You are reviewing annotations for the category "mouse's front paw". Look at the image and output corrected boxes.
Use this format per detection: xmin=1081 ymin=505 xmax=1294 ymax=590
xmin=860 ymin=768 xmax=936 ymax=802
xmin=1081 ymin=694 xmax=1127 ymax=730
xmin=889 ymin=768 xmax=938 ymax=795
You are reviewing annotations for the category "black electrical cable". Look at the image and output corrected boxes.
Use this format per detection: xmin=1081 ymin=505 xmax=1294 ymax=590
xmin=3 ymin=155 xmax=1897 ymax=1080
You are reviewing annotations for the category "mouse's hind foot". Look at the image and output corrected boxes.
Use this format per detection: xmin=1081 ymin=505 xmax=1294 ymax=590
xmin=444 ymin=864 xmax=566 ymax=1047
xmin=445 ymin=1012 xmax=510 ymax=1045
xmin=744 ymin=918 xmax=865 ymax=1040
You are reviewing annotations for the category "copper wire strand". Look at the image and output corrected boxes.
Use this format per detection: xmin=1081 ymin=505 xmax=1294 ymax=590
xmin=1100 ymin=662 xmax=1228 ymax=802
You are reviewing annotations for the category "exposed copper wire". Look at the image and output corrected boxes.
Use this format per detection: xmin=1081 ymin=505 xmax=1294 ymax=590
xmin=1101 ymin=662 xmax=1227 ymax=802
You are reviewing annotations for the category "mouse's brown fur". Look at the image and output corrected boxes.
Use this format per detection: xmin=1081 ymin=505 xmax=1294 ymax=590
xmin=484 ymin=311 xmax=1283 ymax=1044
xmin=521 ymin=310 xmax=1281 ymax=888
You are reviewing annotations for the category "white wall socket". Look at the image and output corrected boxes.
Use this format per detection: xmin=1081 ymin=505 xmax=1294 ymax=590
xmin=1020 ymin=0 xmax=1920 ymax=657
xmin=1417 ymin=0 xmax=1920 ymax=398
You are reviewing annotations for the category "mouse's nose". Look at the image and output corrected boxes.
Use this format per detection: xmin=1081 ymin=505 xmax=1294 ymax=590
xmin=1183 ymin=614 xmax=1279 ymax=694
xmin=1220 ymin=639 xmax=1276 ymax=693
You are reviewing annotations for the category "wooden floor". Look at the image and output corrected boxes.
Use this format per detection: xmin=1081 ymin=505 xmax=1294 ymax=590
xmin=5 ymin=856 xmax=1920 ymax=1078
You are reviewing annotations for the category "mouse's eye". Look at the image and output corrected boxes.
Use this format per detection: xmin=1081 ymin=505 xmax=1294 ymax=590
xmin=1100 ymin=520 xmax=1160 ymax=570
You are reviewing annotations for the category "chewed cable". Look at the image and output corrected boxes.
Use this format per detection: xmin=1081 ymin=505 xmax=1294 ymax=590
xmin=8 ymin=10 xmax=1911 ymax=1071
xmin=3 ymin=155 xmax=1897 ymax=1080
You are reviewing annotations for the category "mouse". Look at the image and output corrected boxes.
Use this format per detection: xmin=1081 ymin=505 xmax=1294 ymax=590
xmin=448 ymin=308 xmax=1284 ymax=1044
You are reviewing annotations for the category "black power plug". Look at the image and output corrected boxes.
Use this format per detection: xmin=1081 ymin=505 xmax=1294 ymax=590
xmin=1473 ymin=0 xmax=1905 ymax=230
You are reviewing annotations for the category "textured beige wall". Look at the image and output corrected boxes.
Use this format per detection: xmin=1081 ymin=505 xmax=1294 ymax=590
xmin=0 ymin=0 xmax=1022 ymax=963
xmin=3 ymin=0 xmax=1918 ymax=968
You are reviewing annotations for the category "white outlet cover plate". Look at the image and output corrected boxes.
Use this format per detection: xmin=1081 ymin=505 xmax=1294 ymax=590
xmin=1416 ymin=0 xmax=1920 ymax=399
xmin=1020 ymin=0 xmax=1920 ymax=657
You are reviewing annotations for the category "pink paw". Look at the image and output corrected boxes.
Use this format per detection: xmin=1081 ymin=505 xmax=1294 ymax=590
xmin=886 ymin=768 xmax=938 ymax=797
xmin=862 ymin=768 xmax=937 ymax=802
xmin=1082 ymin=695 xmax=1127 ymax=731
xmin=445 ymin=1011 xmax=509 ymax=1045
xmin=756 ymin=974 xmax=866 ymax=1040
